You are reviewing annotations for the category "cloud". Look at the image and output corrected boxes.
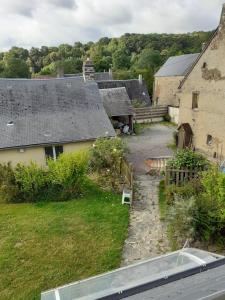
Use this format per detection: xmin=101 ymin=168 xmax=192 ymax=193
xmin=0 ymin=0 xmax=224 ymax=50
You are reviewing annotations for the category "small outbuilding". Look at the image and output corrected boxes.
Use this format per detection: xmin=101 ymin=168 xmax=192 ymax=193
xmin=99 ymin=87 xmax=134 ymax=133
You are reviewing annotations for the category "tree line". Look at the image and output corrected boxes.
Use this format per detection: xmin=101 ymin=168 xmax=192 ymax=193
xmin=0 ymin=31 xmax=213 ymax=94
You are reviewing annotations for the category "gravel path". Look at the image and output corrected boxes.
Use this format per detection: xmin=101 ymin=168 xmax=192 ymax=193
xmin=121 ymin=124 xmax=173 ymax=266
xmin=121 ymin=175 xmax=170 ymax=266
xmin=125 ymin=124 xmax=174 ymax=174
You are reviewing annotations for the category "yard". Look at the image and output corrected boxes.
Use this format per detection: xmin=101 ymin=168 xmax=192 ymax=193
xmin=0 ymin=184 xmax=129 ymax=300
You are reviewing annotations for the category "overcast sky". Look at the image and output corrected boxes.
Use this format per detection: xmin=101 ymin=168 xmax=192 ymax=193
xmin=0 ymin=0 xmax=224 ymax=50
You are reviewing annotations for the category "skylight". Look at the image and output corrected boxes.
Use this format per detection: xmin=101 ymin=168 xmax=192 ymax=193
xmin=41 ymin=248 xmax=224 ymax=300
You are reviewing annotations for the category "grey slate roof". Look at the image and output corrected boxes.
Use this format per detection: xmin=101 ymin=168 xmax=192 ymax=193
xmin=99 ymin=87 xmax=134 ymax=117
xmin=155 ymin=53 xmax=200 ymax=77
xmin=64 ymin=72 xmax=112 ymax=81
xmin=97 ymin=79 xmax=151 ymax=105
xmin=94 ymin=72 xmax=112 ymax=81
xmin=0 ymin=77 xmax=115 ymax=149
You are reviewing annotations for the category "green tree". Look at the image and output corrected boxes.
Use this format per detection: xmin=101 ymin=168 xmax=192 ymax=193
xmin=134 ymin=48 xmax=162 ymax=71
xmin=1 ymin=57 xmax=30 ymax=78
xmin=112 ymin=48 xmax=131 ymax=70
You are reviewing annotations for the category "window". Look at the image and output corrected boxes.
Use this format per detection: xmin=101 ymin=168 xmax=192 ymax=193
xmin=206 ymin=135 xmax=213 ymax=146
xmin=45 ymin=145 xmax=63 ymax=161
xmin=192 ymin=92 xmax=199 ymax=109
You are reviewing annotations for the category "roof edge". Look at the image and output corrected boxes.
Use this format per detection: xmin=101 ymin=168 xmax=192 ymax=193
xmin=178 ymin=28 xmax=219 ymax=89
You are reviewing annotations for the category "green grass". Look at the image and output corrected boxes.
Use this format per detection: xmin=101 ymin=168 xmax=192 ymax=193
xmin=134 ymin=121 xmax=176 ymax=135
xmin=0 ymin=183 xmax=129 ymax=300
xmin=158 ymin=180 xmax=167 ymax=220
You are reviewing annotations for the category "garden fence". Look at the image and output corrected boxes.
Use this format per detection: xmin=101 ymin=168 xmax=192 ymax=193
xmin=165 ymin=167 xmax=199 ymax=186
xmin=120 ymin=159 xmax=134 ymax=190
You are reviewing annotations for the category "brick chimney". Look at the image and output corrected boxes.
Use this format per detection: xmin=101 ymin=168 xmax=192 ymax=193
xmin=83 ymin=58 xmax=95 ymax=81
xmin=57 ymin=65 xmax=64 ymax=78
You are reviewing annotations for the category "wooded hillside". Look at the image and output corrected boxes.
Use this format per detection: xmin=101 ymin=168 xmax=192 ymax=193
xmin=0 ymin=31 xmax=213 ymax=94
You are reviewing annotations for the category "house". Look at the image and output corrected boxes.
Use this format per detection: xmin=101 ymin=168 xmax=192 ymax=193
xmin=97 ymin=77 xmax=151 ymax=106
xmin=99 ymin=87 xmax=134 ymax=132
xmin=178 ymin=4 xmax=225 ymax=161
xmin=0 ymin=77 xmax=115 ymax=166
xmin=153 ymin=53 xmax=199 ymax=123
xmin=41 ymin=248 xmax=225 ymax=300
xmin=64 ymin=58 xmax=151 ymax=107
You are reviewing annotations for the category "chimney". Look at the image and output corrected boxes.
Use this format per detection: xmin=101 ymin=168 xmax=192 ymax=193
xmin=83 ymin=57 xmax=95 ymax=81
xmin=57 ymin=65 xmax=64 ymax=78
xmin=202 ymin=42 xmax=206 ymax=51
xmin=219 ymin=3 xmax=225 ymax=30
xmin=109 ymin=68 xmax=113 ymax=80
xmin=138 ymin=74 xmax=143 ymax=85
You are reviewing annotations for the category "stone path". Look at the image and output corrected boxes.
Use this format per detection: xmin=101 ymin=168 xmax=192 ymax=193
xmin=121 ymin=174 xmax=170 ymax=266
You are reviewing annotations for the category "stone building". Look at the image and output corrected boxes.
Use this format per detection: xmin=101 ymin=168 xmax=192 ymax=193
xmin=153 ymin=53 xmax=199 ymax=107
xmin=178 ymin=4 xmax=225 ymax=161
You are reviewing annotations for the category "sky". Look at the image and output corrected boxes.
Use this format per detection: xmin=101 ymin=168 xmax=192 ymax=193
xmin=0 ymin=0 xmax=224 ymax=50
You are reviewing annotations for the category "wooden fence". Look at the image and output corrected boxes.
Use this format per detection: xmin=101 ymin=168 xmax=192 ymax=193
xmin=165 ymin=167 xmax=199 ymax=186
xmin=120 ymin=159 xmax=134 ymax=190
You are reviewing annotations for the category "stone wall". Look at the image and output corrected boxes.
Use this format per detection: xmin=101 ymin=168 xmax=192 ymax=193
xmin=153 ymin=76 xmax=183 ymax=106
xmin=179 ymin=11 xmax=225 ymax=161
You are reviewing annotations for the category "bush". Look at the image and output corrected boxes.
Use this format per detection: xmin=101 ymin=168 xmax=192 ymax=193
xmin=166 ymin=167 xmax=225 ymax=246
xmin=0 ymin=151 xmax=89 ymax=203
xmin=48 ymin=151 xmax=89 ymax=198
xmin=0 ymin=163 xmax=19 ymax=203
xmin=167 ymin=149 xmax=209 ymax=170
xmin=14 ymin=162 xmax=48 ymax=202
xmin=194 ymin=167 xmax=225 ymax=242
xmin=89 ymin=137 xmax=127 ymax=190
xmin=165 ymin=179 xmax=202 ymax=205
xmin=167 ymin=197 xmax=196 ymax=249
xmin=164 ymin=113 xmax=171 ymax=122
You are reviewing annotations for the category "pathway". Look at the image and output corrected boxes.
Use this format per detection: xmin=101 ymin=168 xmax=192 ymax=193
xmin=121 ymin=124 xmax=173 ymax=266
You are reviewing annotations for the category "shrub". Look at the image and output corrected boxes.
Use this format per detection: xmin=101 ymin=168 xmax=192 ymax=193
xmin=165 ymin=179 xmax=202 ymax=205
xmin=166 ymin=167 xmax=225 ymax=245
xmin=0 ymin=163 xmax=19 ymax=203
xmin=48 ymin=151 xmax=89 ymax=198
xmin=167 ymin=197 xmax=196 ymax=249
xmin=89 ymin=137 xmax=127 ymax=190
xmin=194 ymin=167 xmax=225 ymax=242
xmin=164 ymin=113 xmax=171 ymax=122
xmin=167 ymin=149 xmax=209 ymax=170
xmin=14 ymin=162 xmax=48 ymax=202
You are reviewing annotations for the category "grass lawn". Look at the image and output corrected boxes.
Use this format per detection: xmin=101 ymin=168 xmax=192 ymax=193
xmin=0 ymin=183 xmax=129 ymax=300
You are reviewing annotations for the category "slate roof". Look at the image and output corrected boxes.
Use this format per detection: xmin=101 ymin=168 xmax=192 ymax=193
xmin=64 ymin=72 xmax=112 ymax=81
xmin=0 ymin=77 xmax=115 ymax=149
xmin=99 ymin=87 xmax=134 ymax=117
xmin=155 ymin=53 xmax=200 ymax=77
xmin=94 ymin=72 xmax=112 ymax=81
xmin=97 ymin=79 xmax=151 ymax=105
